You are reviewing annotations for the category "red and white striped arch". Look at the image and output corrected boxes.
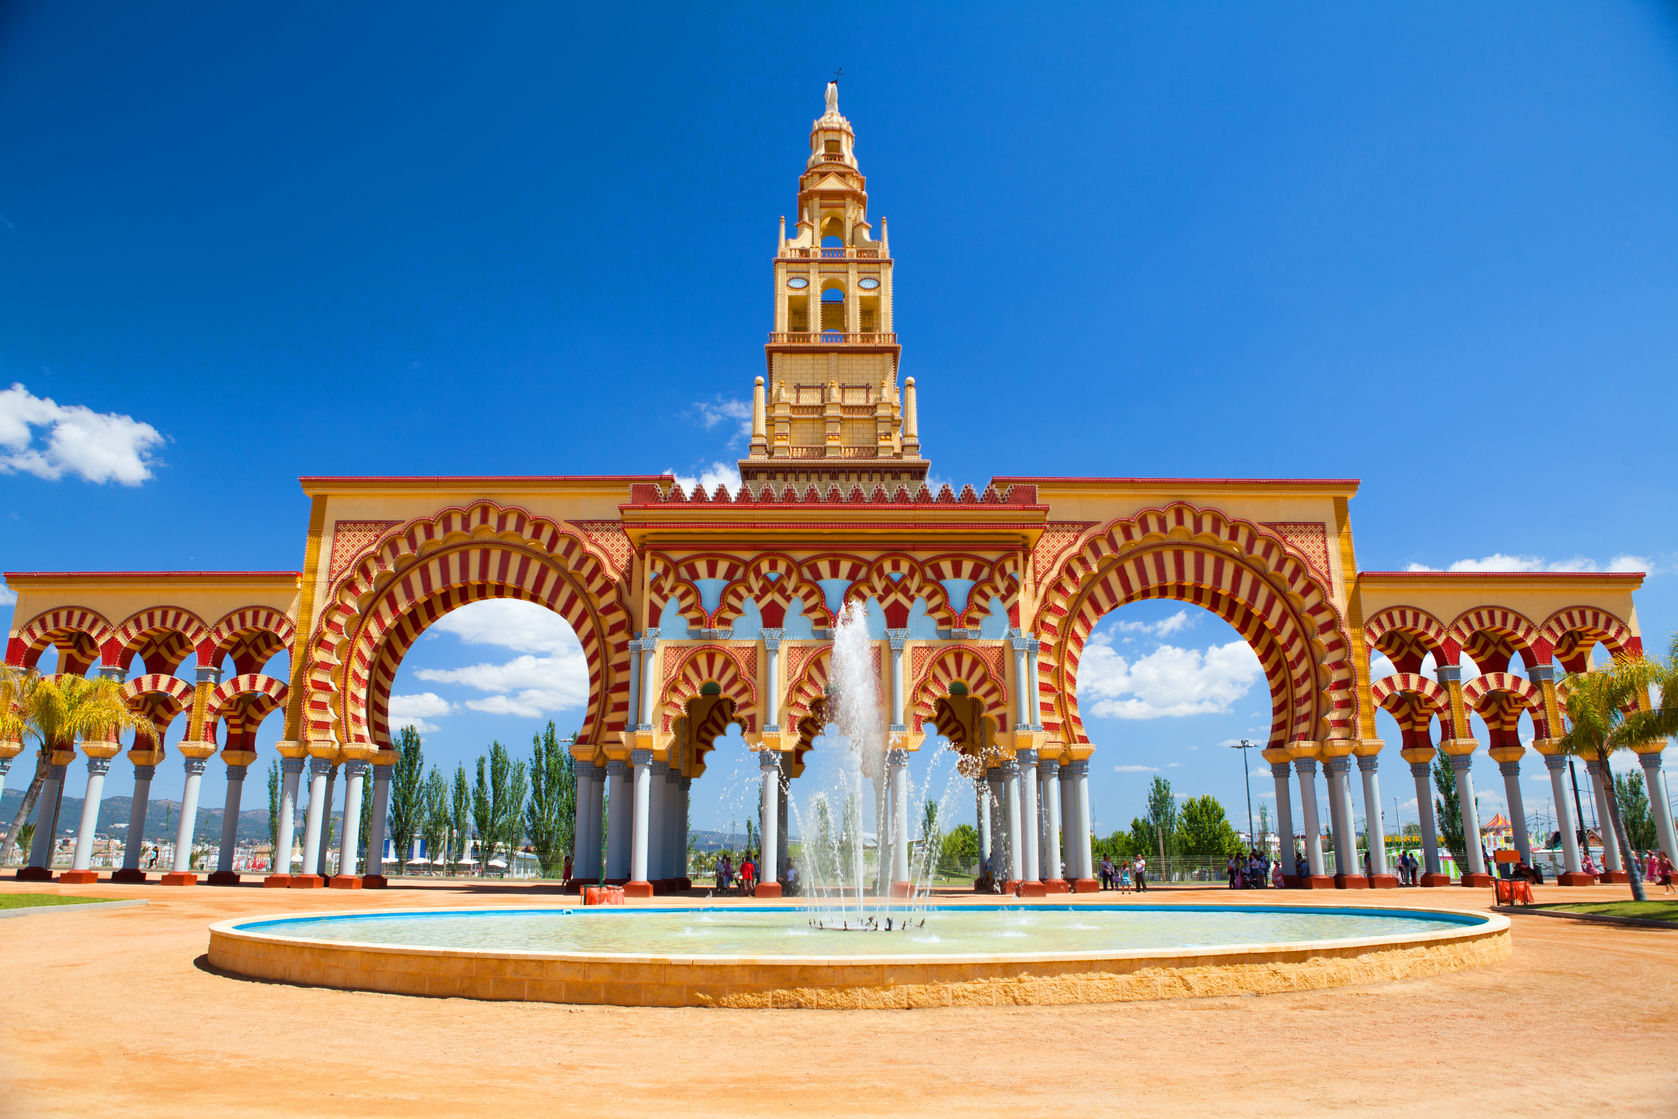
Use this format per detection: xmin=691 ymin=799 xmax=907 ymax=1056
xmin=1369 ymin=672 xmax=1450 ymax=750
xmin=1537 ymin=605 xmax=1640 ymax=672
xmin=659 ymin=646 xmax=758 ymax=734
xmin=205 ymin=673 xmax=289 ymax=752
xmin=8 ymin=607 xmax=114 ymax=675
xmin=119 ymin=673 xmax=195 ymax=742
xmin=1036 ymin=503 xmax=1355 ymax=751
xmin=108 ymin=607 xmax=211 ymax=675
xmin=1363 ymin=605 xmax=1456 ymax=674
xmin=305 ymin=502 xmax=630 ymax=749
xmin=1462 ymin=671 xmax=1547 ymax=744
xmin=1446 ymin=606 xmax=1542 ymax=674
xmin=908 ymin=645 xmax=1009 ymax=737
xmin=711 ymin=553 xmax=826 ymax=630
xmin=209 ymin=606 xmax=297 ymax=675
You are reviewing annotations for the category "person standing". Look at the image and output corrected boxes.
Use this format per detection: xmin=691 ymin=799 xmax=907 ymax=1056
xmin=1134 ymin=856 xmax=1148 ymax=892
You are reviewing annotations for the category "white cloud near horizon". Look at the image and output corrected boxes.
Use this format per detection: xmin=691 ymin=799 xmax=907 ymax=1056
xmin=0 ymin=383 xmax=165 ymax=484
xmin=0 ymin=584 xmax=15 ymax=607
xmin=667 ymin=460 xmax=742 ymax=497
xmin=414 ymin=601 xmax=589 ymax=720
xmin=1406 ymin=552 xmax=1653 ymax=575
xmin=689 ymin=398 xmax=753 ymax=445
xmin=1079 ymin=631 xmax=1263 ymax=719
xmin=1111 ymin=609 xmax=1194 ymax=639
xmin=388 ymin=691 xmax=452 ymax=734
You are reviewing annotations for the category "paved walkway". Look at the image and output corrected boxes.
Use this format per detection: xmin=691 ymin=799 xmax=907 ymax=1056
xmin=0 ymin=878 xmax=1672 ymax=1117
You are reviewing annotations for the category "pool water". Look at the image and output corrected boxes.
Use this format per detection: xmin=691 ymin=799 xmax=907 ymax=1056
xmin=237 ymin=904 xmax=1483 ymax=959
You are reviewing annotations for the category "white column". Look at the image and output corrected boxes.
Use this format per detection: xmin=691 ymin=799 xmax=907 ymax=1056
xmin=1011 ymin=638 xmax=1031 ymax=729
xmin=70 ymin=755 xmax=112 ymax=872
xmin=123 ymin=763 xmax=156 ymax=872
xmin=1294 ymin=758 xmax=1325 ymax=877
xmin=625 ymin=639 xmax=642 ymax=730
xmin=679 ymin=776 xmax=693 ymax=881
xmin=0 ymin=756 xmax=11 ymax=804
xmin=647 ymin=760 xmax=669 ymax=881
xmin=1071 ymin=760 xmax=1093 ymax=882
xmin=1002 ymin=759 xmax=1023 ymax=881
xmin=888 ymin=749 xmax=910 ymax=884
xmin=666 ymin=768 xmax=686 ymax=880
xmin=1639 ymin=752 xmax=1678 ymax=867
xmin=1324 ymin=756 xmax=1356 ymax=877
xmin=316 ymin=764 xmax=339 ymax=877
xmin=975 ymin=778 xmax=992 ymax=872
xmin=1038 ymin=755 xmax=1062 ymax=883
xmin=760 ymin=753 xmax=781 ymax=887
xmin=172 ymin=755 xmax=208 ymax=874
xmin=299 ymin=755 xmax=332 ymax=879
xmin=638 ymin=636 xmax=659 ymax=729
xmin=26 ymin=763 xmax=65 ymax=869
xmin=763 ymin=629 xmax=784 ymax=730
xmin=1026 ymin=641 xmax=1042 ymax=727
xmin=985 ymin=772 xmax=1003 ymax=879
xmin=336 ymin=760 xmax=367 ymax=880
xmin=629 ymin=749 xmax=653 ymax=884
xmin=1585 ymin=759 xmax=1623 ymax=873
xmin=572 ymin=764 xmax=599 ymax=879
xmin=605 ymin=760 xmax=631 ymax=880
xmin=1499 ymin=757 xmax=1532 ymax=862
xmin=1017 ymin=749 xmax=1040 ymax=882
xmin=1270 ymin=761 xmax=1296 ymax=874
xmin=1357 ymin=754 xmax=1389 ymax=878
xmin=365 ymin=763 xmax=391 ymax=881
xmin=272 ymin=755 xmax=303 ymax=877
xmin=1411 ymin=759 xmax=1442 ymax=877
xmin=1451 ymin=754 xmax=1488 ymax=880
xmin=215 ymin=763 xmax=248 ymax=876
xmin=1544 ymin=753 xmax=1583 ymax=876
xmin=886 ymin=630 xmax=907 ymax=729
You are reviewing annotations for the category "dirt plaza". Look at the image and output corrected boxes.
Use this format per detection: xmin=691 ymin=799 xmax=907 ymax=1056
xmin=1 ymin=880 xmax=1673 ymax=1118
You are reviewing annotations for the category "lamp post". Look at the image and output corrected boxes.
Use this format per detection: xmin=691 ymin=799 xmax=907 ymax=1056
xmin=1230 ymin=739 xmax=1256 ymax=847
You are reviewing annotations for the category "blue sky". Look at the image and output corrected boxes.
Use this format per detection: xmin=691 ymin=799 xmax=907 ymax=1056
xmin=3 ymin=4 xmax=1676 ymax=841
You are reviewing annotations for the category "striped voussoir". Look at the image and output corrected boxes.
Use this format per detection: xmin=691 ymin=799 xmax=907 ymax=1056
xmin=209 ymin=606 xmax=297 ymax=669
xmin=1446 ymin=606 xmax=1541 ymax=674
xmin=660 ymin=646 xmax=758 ymax=734
xmin=118 ymin=673 xmax=195 ymax=741
xmin=1538 ymin=605 xmax=1638 ymax=670
xmin=12 ymin=606 xmax=114 ymax=673
xmin=712 ymin=553 xmax=825 ymax=629
xmin=1036 ymin=503 xmax=1355 ymax=751
xmin=110 ymin=606 xmax=211 ymax=663
xmin=1364 ymin=605 xmax=1455 ymax=672
xmin=1462 ymin=672 xmax=1546 ymax=745
xmin=909 ymin=645 xmax=1009 ymax=735
xmin=306 ymin=501 xmax=630 ymax=748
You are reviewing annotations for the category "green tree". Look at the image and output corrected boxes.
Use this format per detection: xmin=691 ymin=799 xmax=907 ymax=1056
xmin=1139 ymin=776 xmax=1177 ymax=861
xmin=266 ymin=759 xmax=280 ymax=855
xmin=1175 ymin=794 xmax=1244 ymax=857
xmin=1559 ymin=659 xmax=1658 ymax=901
xmin=1093 ymin=829 xmax=1138 ymax=863
xmin=938 ymin=822 xmax=979 ymax=877
xmin=1432 ymin=748 xmax=1466 ymax=867
xmin=525 ymin=722 xmax=577 ymax=877
xmin=449 ymin=764 xmax=471 ymax=875
xmin=0 ymin=669 xmax=158 ymax=866
xmin=358 ymin=770 xmax=372 ymax=874
xmin=386 ymin=726 xmax=426 ymax=870
xmin=472 ymin=742 xmax=527 ymax=876
xmin=418 ymin=768 xmax=449 ymax=874
xmin=1614 ymin=771 xmax=1657 ymax=853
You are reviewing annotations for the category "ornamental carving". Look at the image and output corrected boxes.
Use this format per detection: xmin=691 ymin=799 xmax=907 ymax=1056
xmin=326 ymin=520 xmax=400 ymax=584
xmin=1032 ymin=521 xmax=1098 ymax=583
xmin=571 ymin=520 xmax=634 ymax=577
xmin=1260 ymin=521 xmax=1333 ymax=583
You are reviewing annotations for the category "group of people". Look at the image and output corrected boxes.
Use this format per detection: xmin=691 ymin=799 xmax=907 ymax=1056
xmin=1633 ymin=849 xmax=1677 ymax=891
xmin=713 ymin=851 xmax=756 ymax=895
xmin=1097 ymin=855 xmax=1149 ymax=891
xmin=1224 ymin=851 xmax=1274 ymax=889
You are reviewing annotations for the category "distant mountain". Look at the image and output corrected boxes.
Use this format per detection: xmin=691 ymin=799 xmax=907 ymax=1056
xmin=0 ymin=789 xmax=273 ymax=844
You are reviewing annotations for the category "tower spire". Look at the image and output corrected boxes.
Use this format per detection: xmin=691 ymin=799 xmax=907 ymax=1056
xmin=738 ymin=87 xmax=927 ymax=494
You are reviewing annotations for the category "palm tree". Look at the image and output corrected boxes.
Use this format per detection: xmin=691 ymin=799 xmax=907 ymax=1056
xmin=1557 ymin=653 xmax=1668 ymax=902
xmin=0 ymin=667 xmax=158 ymax=867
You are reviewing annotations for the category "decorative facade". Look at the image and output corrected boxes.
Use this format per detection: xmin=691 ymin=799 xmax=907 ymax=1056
xmin=5 ymin=85 xmax=1665 ymax=895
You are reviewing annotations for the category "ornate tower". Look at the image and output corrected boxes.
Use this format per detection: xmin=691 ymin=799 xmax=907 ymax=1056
xmin=739 ymin=82 xmax=928 ymax=492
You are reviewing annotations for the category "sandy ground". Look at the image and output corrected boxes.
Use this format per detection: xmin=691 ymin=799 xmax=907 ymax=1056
xmin=0 ymin=877 xmax=1673 ymax=1118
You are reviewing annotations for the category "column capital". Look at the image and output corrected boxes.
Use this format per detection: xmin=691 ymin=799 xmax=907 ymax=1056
xmin=1355 ymin=753 xmax=1381 ymax=773
xmin=224 ymin=761 xmax=251 ymax=780
xmin=759 ymin=751 xmax=783 ymax=772
xmin=761 ymin=627 xmax=784 ymax=649
xmin=1408 ymin=759 xmax=1431 ymax=778
xmin=630 ymin=748 xmax=653 ymax=767
xmin=1583 ymin=757 xmax=1606 ymax=775
xmin=1037 ymin=755 xmax=1060 ymax=777
xmin=133 ymin=763 xmax=156 ymax=781
xmin=1270 ymin=760 xmax=1293 ymax=779
xmin=1447 ymin=752 xmax=1474 ymax=773
xmin=1497 ymin=759 xmax=1521 ymax=778
xmin=195 ymin=665 xmax=223 ymax=686
xmin=86 ymin=754 xmax=112 ymax=777
xmin=182 ymin=755 xmax=209 ymax=777
xmin=308 ymin=755 xmax=334 ymax=778
xmin=1542 ymin=752 xmax=1568 ymax=772
xmin=885 ymin=627 xmax=909 ymax=650
xmin=1527 ymin=663 xmax=1559 ymax=684
xmin=280 ymin=755 xmax=305 ymax=776
xmin=1434 ymin=664 xmax=1464 ymax=685
xmin=1065 ymin=759 xmax=1090 ymax=777
xmin=342 ymin=758 xmax=369 ymax=778
xmin=1015 ymin=747 xmax=1038 ymax=767
xmin=1324 ymin=754 xmax=1351 ymax=774
xmin=98 ymin=665 xmax=125 ymax=681
xmin=1637 ymin=749 xmax=1665 ymax=768
xmin=1292 ymin=757 xmax=1319 ymax=775
xmin=1010 ymin=635 xmax=1031 ymax=651
xmin=886 ymin=748 xmax=909 ymax=768
xmin=606 ymin=758 xmax=628 ymax=776
xmin=998 ymin=758 xmax=1018 ymax=777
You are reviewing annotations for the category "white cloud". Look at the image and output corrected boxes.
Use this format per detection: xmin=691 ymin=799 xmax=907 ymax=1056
xmin=0 ymin=583 xmax=15 ymax=607
xmin=689 ymin=398 xmax=753 ymax=445
xmin=667 ymin=461 xmax=742 ymax=498
xmin=415 ymin=600 xmax=590 ymax=720
xmin=427 ymin=599 xmax=578 ymax=655
xmin=387 ymin=692 xmax=452 ymax=734
xmin=1080 ymin=632 xmax=1262 ymax=719
xmin=0 ymin=383 xmax=165 ymax=484
xmin=1113 ymin=764 xmax=1160 ymax=773
xmin=1407 ymin=552 xmax=1654 ymax=575
xmin=1369 ymin=651 xmax=1396 ymax=682
xmin=1110 ymin=610 xmax=1194 ymax=639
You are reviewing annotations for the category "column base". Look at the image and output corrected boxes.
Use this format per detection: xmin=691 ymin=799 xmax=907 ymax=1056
xmin=1071 ymin=878 xmax=1100 ymax=893
xmin=328 ymin=874 xmax=363 ymax=889
xmin=1297 ymin=875 xmax=1337 ymax=889
xmin=15 ymin=866 xmax=54 ymax=882
xmin=1600 ymin=870 xmax=1630 ymax=883
xmin=361 ymin=874 xmax=389 ymax=889
xmin=754 ymin=882 xmax=783 ymax=899
xmin=1460 ymin=873 xmax=1493 ymax=887
xmin=1334 ymin=874 xmax=1370 ymax=889
xmin=1018 ymin=881 xmax=1048 ymax=897
xmin=58 ymin=869 xmax=100 ymax=885
xmin=1419 ymin=872 xmax=1454 ymax=887
xmin=1043 ymin=879 xmax=1070 ymax=893
xmin=1367 ymin=874 xmax=1401 ymax=889
xmin=206 ymin=871 xmax=242 ymax=886
xmin=1281 ymin=875 xmax=1303 ymax=889
xmin=1001 ymin=879 xmax=1022 ymax=895
xmin=622 ymin=880 xmax=654 ymax=898
xmin=287 ymin=874 xmax=325 ymax=889
xmin=160 ymin=871 xmax=198 ymax=886
xmin=1557 ymin=871 xmax=1596 ymax=886
xmin=677 ymin=877 xmax=692 ymax=890
xmin=262 ymin=874 xmax=293 ymax=888
xmin=110 ymin=868 xmax=149 ymax=884
xmin=887 ymin=881 xmax=914 ymax=898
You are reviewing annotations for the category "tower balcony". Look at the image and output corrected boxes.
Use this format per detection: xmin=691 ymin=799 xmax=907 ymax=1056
xmin=780 ymin=247 xmax=885 ymax=260
xmin=768 ymin=331 xmax=897 ymax=345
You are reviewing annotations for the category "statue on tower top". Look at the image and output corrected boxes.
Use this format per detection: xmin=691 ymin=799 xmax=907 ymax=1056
xmin=825 ymin=80 xmax=839 ymax=117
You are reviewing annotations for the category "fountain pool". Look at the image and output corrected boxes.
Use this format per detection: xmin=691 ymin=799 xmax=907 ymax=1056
xmin=208 ymin=902 xmax=1509 ymax=1008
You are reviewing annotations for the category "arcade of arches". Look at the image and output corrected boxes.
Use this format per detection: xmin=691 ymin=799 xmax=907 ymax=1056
xmin=4 ymin=86 xmax=1661 ymax=895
